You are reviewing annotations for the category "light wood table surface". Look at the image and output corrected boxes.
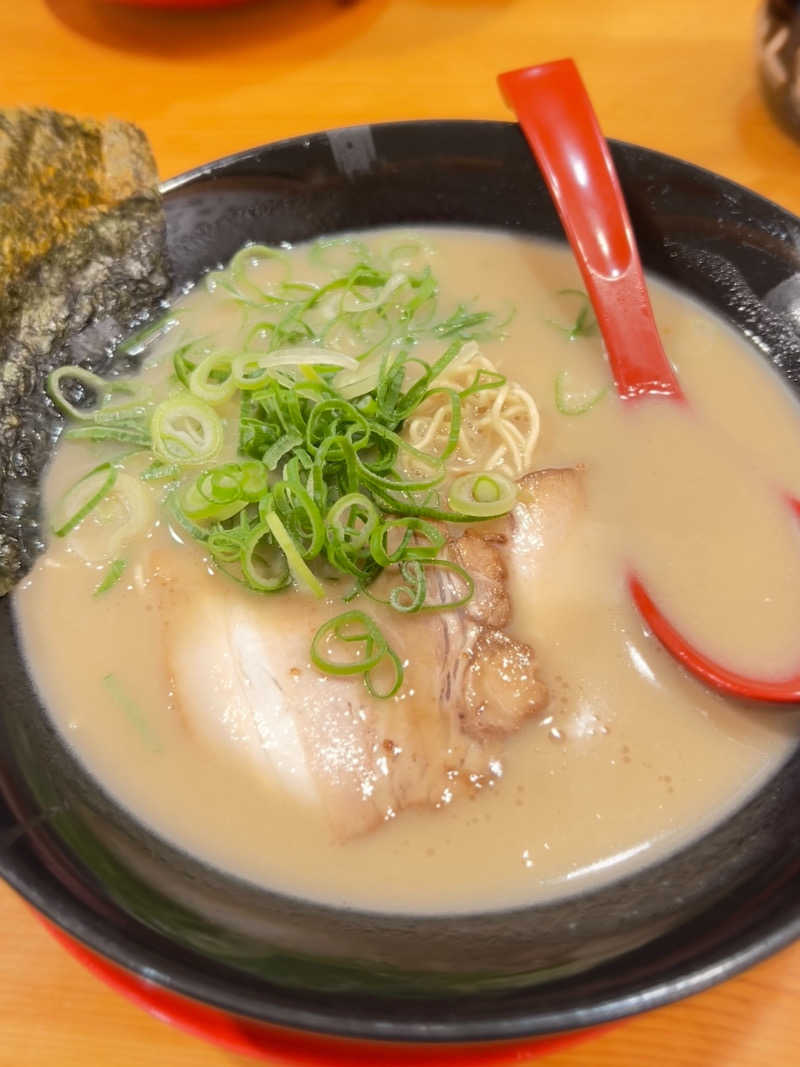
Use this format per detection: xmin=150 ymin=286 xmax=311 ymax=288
xmin=3 ymin=0 xmax=800 ymax=1063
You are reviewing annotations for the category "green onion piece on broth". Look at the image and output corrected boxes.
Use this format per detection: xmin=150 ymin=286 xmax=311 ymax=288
xmin=266 ymin=511 xmax=325 ymax=599
xmin=65 ymin=423 xmax=151 ymax=447
xmin=102 ymin=673 xmax=160 ymax=752
xmin=93 ymin=559 xmax=127 ymax=596
xmin=140 ymin=460 xmax=181 ymax=483
xmin=52 ymin=462 xmax=117 ymax=537
xmin=188 ymin=351 xmax=237 ymax=405
xmin=548 ymin=288 xmax=597 ymax=340
xmin=47 ymin=366 xmax=112 ymax=421
xmin=151 ymin=394 xmax=223 ymax=465
xmin=240 ymin=522 xmax=291 ymax=592
xmin=310 ymin=610 xmax=395 ymax=675
xmin=554 ymin=368 xmax=607 ymax=416
xmin=364 ymin=645 xmax=404 ymax=700
xmin=229 ymin=244 xmax=290 ymax=303
xmin=448 ymin=471 xmax=518 ymax=518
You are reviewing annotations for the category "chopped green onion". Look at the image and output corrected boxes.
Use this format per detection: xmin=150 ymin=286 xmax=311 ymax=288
xmin=238 ymin=460 xmax=270 ymax=499
xmin=365 ymin=557 xmax=474 ymax=615
xmin=326 ymin=493 xmax=380 ymax=553
xmin=140 ymin=460 xmax=180 ymax=482
xmin=548 ymin=289 xmax=597 ymax=340
xmin=473 ymin=475 xmax=501 ymax=502
xmin=182 ymin=485 xmax=244 ymax=524
xmin=459 ymin=368 xmax=507 ymax=399
xmin=47 ymin=366 xmax=111 ymax=420
xmin=369 ymin=517 xmax=444 ymax=567
xmin=311 ymin=609 xmax=392 ymax=676
xmin=340 ymin=271 xmax=408 ymax=312
xmin=271 ymin=478 xmax=324 ymax=558
xmin=93 ymin=559 xmax=127 ymax=596
xmin=102 ymin=673 xmax=160 ymax=751
xmin=263 ymin=431 xmax=304 ymax=470
xmin=189 ymin=351 xmax=237 ymax=405
xmin=181 ymin=461 xmax=268 ymax=523
xmin=554 ymin=369 xmax=607 ymax=415
xmin=330 ymin=358 xmax=382 ymax=401
xmin=420 ymin=386 xmax=462 ymax=460
xmin=230 ymin=244 xmax=289 ymax=303
xmin=117 ymin=311 xmax=177 ymax=356
xmin=231 ymin=348 xmax=358 ymax=390
xmin=150 ymin=394 xmax=223 ymax=465
xmin=447 ymin=471 xmax=517 ymax=518
xmin=310 ymin=236 xmax=370 ymax=271
xmin=364 ymin=646 xmax=404 ymax=699
xmin=52 ymin=462 xmax=117 ymax=537
xmin=371 ymin=484 xmax=492 ymax=524
xmin=240 ymin=523 xmax=291 ymax=592
xmin=385 ymin=240 xmax=432 ymax=273
xmin=100 ymin=472 xmax=152 ymax=558
xmin=172 ymin=338 xmax=213 ymax=387
xmin=65 ymin=423 xmax=151 ymax=447
xmin=431 ymin=304 xmax=505 ymax=340
xmin=47 ymin=365 xmax=151 ymax=424
xmin=265 ymin=511 xmax=325 ymax=598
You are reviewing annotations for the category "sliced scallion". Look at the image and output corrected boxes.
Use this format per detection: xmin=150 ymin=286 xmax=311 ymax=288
xmin=340 ymin=271 xmax=408 ymax=313
xmin=188 ymin=351 xmax=237 ymax=405
xmin=103 ymin=673 xmax=160 ymax=751
xmin=311 ymin=610 xmax=393 ymax=677
xmin=52 ymin=462 xmax=117 ymax=537
xmin=265 ymin=511 xmax=325 ymax=598
xmin=447 ymin=471 xmax=517 ymax=518
xmin=240 ymin=522 xmax=291 ymax=592
xmin=117 ymin=311 xmax=177 ymax=356
xmin=65 ymin=423 xmax=151 ymax=447
xmin=554 ymin=369 xmax=607 ymax=415
xmin=548 ymin=288 xmax=597 ymax=340
xmin=47 ymin=366 xmax=110 ymax=420
xmin=231 ymin=348 xmax=358 ymax=390
xmin=230 ymin=244 xmax=289 ymax=303
xmin=140 ymin=460 xmax=181 ymax=482
xmin=150 ymin=394 xmax=223 ymax=465
xmin=93 ymin=559 xmax=127 ymax=596
xmin=326 ymin=493 xmax=380 ymax=553
xmin=364 ymin=646 xmax=404 ymax=699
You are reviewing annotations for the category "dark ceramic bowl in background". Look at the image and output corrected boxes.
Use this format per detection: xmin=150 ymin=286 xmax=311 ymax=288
xmin=1 ymin=121 xmax=800 ymax=1050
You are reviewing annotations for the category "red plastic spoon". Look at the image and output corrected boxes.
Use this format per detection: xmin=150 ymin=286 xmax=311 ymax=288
xmin=499 ymin=58 xmax=800 ymax=703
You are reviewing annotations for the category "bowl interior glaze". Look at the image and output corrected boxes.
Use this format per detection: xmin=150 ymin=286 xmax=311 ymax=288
xmin=1 ymin=121 xmax=800 ymax=1043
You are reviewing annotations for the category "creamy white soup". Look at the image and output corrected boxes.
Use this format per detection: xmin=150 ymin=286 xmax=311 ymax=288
xmin=13 ymin=228 xmax=800 ymax=913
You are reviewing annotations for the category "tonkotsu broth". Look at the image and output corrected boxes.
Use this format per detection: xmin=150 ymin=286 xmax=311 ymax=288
xmin=13 ymin=228 xmax=800 ymax=913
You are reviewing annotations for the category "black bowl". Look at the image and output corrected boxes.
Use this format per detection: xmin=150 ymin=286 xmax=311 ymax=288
xmin=2 ymin=120 xmax=800 ymax=1045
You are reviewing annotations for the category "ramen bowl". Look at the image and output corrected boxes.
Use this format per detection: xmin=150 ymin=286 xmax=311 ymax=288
xmin=1 ymin=121 xmax=800 ymax=1060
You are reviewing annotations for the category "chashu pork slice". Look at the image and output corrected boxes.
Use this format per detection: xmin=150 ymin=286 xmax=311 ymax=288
xmin=151 ymin=467 xmax=583 ymax=841
xmin=437 ymin=467 xmax=585 ymax=742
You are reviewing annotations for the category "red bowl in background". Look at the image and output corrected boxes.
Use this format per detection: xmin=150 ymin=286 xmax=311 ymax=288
xmin=103 ymin=0 xmax=254 ymax=8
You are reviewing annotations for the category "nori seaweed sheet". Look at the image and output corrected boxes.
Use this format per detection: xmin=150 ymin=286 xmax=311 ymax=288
xmin=0 ymin=109 xmax=170 ymax=594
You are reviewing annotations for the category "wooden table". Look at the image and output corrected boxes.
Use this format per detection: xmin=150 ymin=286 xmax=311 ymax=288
xmin=3 ymin=0 xmax=800 ymax=1063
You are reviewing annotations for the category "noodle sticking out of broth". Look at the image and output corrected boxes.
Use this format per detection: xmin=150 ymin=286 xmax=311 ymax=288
xmin=405 ymin=342 xmax=541 ymax=477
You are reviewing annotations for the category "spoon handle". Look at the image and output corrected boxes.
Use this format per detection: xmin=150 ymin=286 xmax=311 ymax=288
xmin=499 ymin=59 xmax=683 ymax=402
